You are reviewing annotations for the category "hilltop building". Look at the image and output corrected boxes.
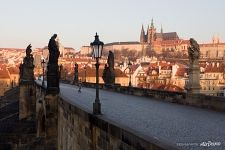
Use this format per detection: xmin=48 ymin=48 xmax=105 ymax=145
xmin=139 ymin=19 xmax=189 ymax=55
xmin=80 ymin=19 xmax=189 ymax=56
xmin=80 ymin=19 xmax=225 ymax=59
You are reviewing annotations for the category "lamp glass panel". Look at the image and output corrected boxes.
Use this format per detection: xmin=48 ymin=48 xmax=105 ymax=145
xmin=93 ymin=45 xmax=98 ymax=58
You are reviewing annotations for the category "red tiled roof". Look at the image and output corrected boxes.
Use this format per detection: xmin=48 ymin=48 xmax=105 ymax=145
xmin=161 ymin=65 xmax=172 ymax=70
xmin=79 ymin=67 xmax=127 ymax=78
xmin=0 ymin=68 xmax=10 ymax=79
xmin=175 ymin=67 xmax=188 ymax=77
xmin=150 ymin=83 xmax=183 ymax=92
xmin=7 ymin=67 xmax=19 ymax=75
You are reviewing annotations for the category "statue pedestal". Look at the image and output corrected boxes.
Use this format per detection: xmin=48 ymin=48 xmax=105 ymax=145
xmin=47 ymin=64 xmax=59 ymax=94
xmin=186 ymin=60 xmax=201 ymax=95
xmin=19 ymin=59 xmax=35 ymax=120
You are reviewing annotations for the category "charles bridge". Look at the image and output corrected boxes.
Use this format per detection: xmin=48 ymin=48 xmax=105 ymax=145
xmin=33 ymin=80 xmax=225 ymax=150
xmin=1 ymin=36 xmax=225 ymax=150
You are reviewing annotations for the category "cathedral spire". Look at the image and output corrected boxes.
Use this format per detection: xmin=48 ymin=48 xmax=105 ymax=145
xmin=161 ymin=24 xmax=163 ymax=33
xmin=140 ymin=24 xmax=145 ymax=43
xmin=151 ymin=18 xmax=154 ymax=28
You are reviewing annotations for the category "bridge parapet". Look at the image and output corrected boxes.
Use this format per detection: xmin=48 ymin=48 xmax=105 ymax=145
xmin=58 ymin=95 xmax=176 ymax=150
xmin=34 ymin=81 xmax=58 ymax=149
xmin=33 ymin=81 xmax=225 ymax=149
xmin=82 ymin=82 xmax=225 ymax=112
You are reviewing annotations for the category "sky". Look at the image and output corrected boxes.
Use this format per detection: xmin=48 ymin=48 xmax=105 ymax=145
xmin=0 ymin=0 xmax=224 ymax=50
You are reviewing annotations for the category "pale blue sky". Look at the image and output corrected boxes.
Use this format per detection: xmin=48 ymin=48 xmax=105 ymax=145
xmin=0 ymin=0 xmax=224 ymax=50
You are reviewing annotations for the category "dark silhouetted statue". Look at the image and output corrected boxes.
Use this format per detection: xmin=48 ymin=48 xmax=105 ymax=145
xmin=20 ymin=44 xmax=34 ymax=82
xmin=107 ymin=51 xmax=114 ymax=69
xmin=74 ymin=63 xmax=79 ymax=84
xmin=47 ymin=34 xmax=60 ymax=94
xmin=102 ymin=51 xmax=115 ymax=85
xmin=48 ymin=34 xmax=60 ymax=64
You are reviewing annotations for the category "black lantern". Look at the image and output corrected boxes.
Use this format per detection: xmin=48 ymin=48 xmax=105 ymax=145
xmin=41 ymin=57 xmax=45 ymax=86
xmin=91 ymin=33 xmax=104 ymax=58
xmin=90 ymin=33 xmax=104 ymax=115
xmin=128 ymin=60 xmax=132 ymax=87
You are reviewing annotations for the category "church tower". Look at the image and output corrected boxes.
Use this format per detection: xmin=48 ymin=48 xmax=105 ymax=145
xmin=146 ymin=25 xmax=149 ymax=43
xmin=161 ymin=24 xmax=163 ymax=33
xmin=147 ymin=19 xmax=156 ymax=44
xmin=140 ymin=24 xmax=146 ymax=43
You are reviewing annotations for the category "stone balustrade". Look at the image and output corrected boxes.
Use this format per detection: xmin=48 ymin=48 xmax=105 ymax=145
xmin=33 ymin=81 xmax=225 ymax=150
xmin=82 ymin=82 xmax=225 ymax=112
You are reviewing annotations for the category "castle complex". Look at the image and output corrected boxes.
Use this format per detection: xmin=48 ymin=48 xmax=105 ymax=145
xmin=139 ymin=19 xmax=189 ymax=55
xmin=80 ymin=19 xmax=225 ymax=59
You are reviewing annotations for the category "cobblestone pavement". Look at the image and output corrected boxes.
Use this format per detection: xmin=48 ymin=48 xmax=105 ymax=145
xmin=59 ymin=83 xmax=225 ymax=150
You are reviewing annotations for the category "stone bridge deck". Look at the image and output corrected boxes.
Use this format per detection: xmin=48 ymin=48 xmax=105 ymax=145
xmin=59 ymin=83 xmax=225 ymax=150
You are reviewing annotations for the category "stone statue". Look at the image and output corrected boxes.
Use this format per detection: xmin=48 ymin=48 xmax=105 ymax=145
xmin=48 ymin=34 xmax=60 ymax=64
xmin=188 ymin=38 xmax=200 ymax=63
xmin=74 ymin=63 xmax=79 ymax=84
xmin=102 ymin=51 xmax=115 ymax=85
xmin=26 ymin=44 xmax=32 ymax=57
xmin=47 ymin=34 xmax=60 ymax=94
xmin=20 ymin=44 xmax=34 ymax=82
xmin=23 ymin=44 xmax=34 ymax=66
xmin=186 ymin=38 xmax=201 ymax=95
xmin=107 ymin=51 xmax=114 ymax=69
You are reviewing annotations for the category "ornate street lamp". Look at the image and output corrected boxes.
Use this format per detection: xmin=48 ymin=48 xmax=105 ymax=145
xmin=84 ymin=64 xmax=87 ymax=83
xmin=41 ymin=57 xmax=45 ymax=86
xmin=59 ymin=64 xmax=63 ymax=80
xmin=90 ymin=33 xmax=104 ymax=115
xmin=128 ymin=60 xmax=132 ymax=87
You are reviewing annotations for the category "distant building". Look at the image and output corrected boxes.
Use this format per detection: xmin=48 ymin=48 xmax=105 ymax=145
xmin=80 ymin=19 xmax=225 ymax=60
xmin=80 ymin=19 xmax=189 ymax=56
xmin=78 ymin=66 xmax=129 ymax=86
xmin=0 ymin=67 xmax=11 ymax=96
xmin=140 ymin=19 xmax=189 ymax=55
xmin=199 ymin=36 xmax=225 ymax=59
xmin=7 ymin=66 xmax=20 ymax=87
xmin=80 ymin=46 xmax=92 ymax=55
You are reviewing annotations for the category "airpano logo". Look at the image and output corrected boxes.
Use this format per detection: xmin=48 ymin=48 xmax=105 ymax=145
xmin=177 ymin=141 xmax=222 ymax=148
xmin=200 ymin=141 xmax=221 ymax=147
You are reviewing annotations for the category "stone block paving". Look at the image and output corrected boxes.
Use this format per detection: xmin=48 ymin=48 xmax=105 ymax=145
xmin=60 ymin=83 xmax=225 ymax=150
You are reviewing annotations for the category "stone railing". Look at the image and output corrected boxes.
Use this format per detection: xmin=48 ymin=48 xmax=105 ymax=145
xmin=81 ymin=82 xmax=225 ymax=112
xmin=34 ymin=80 xmax=176 ymax=149
xmin=33 ymin=80 xmax=225 ymax=150
xmin=58 ymin=96 xmax=176 ymax=150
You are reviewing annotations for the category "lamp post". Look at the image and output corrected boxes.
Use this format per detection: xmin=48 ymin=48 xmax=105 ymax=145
xmin=128 ymin=60 xmax=132 ymax=87
xmin=90 ymin=33 xmax=104 ymax=115
xmin=59 ymin=64 xmax=63 ymax=80
xmin=41 ymin=58 xmax=45 ymax=86
xmin=84 ymin=64 xmax=87 ymax=83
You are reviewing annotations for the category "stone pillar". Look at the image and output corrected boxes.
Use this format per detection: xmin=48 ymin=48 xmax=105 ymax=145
xmin=44 ymin=34 xmax=60 ymax=149
xmin=187 ymin=59 xmax=201 ymax=94
xmin=19 ymin=44 xmax=35 ymax=120
xmin=44 ymin=94 xmax=58 ymax=149
xmin=19 ymin=83 xmax=35 ymax=119
xmin=47 ymin=64 xmax=60 ymax=94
